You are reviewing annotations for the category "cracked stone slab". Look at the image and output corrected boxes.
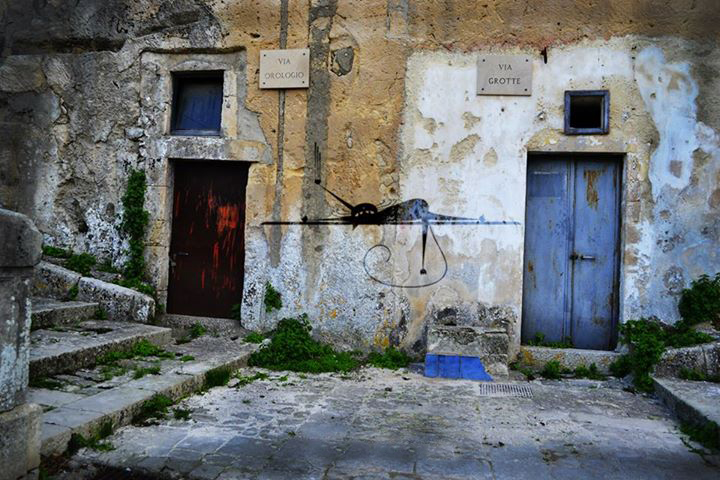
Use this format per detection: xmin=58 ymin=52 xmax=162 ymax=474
xmin=67 ymin=368 xmax=720 ymax=479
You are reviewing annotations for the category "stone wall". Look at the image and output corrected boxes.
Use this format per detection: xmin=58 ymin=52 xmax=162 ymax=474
xmin=1 ymin=1 xmax=719 ymax=356
xmin=0 ymin=208 xmax=43 ymax=479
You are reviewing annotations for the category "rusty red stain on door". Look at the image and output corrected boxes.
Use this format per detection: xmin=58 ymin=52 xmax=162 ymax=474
xmin=167 ymin=161 xmax=249 ymax=318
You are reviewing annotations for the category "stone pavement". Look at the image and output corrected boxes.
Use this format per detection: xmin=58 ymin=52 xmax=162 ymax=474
xmin=69 ymin=368 xmax=720 ymax=479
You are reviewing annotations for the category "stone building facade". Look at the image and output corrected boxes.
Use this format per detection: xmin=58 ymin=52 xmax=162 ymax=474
xmin=1 ymin=1 xmax=719 ymax=367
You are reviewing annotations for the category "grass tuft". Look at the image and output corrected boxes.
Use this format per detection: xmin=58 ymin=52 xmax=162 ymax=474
xmin=67 ymin=421 xmax=115 ymax=454
xmin=29 ymin=376 xmax=64 ymax=390
xmin=204 ymin=366 xmax=232 ymax=389
xmin=366 ymin=347 xmax=412 ymax=369
xmin=189 ymin=322 xmax=207 ymax=339
xmin=573 ymin=363 xmax=606 ymax=380
xmin=173 ymin=408 xmax=192 ymax=420
xmin=134 ymin=394 xmax=174 ymax=424
xmin=235 ymin=372 xmax=269 ymax=387
xmin=133 ymin=365 xmax=161 ymax=379
xmin=680 ymin=421 xmax=720 ymax=451
xmin=66 ymin=253 xmax=97 ymax=276
xmin=248 ymin=315 xmax=358 ymax=373
xmin=244 ymin=332 xmax=265 ymax=344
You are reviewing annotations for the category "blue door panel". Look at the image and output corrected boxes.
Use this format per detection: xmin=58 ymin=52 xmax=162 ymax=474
xmin=522 ymin=159 xmax=571 ymax=344
xmin=571 ymin=161 xmax=620 ymax=349
xmin=522 ymin=156 xmax=619 ymax=350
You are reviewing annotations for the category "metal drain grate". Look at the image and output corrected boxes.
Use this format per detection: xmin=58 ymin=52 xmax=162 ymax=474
xmin=477 ymin=383 xmax=533 ymax=398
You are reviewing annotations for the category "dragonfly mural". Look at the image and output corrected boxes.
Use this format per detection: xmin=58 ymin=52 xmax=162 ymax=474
xmin=263 ymin=144 xmax=520 ymax=288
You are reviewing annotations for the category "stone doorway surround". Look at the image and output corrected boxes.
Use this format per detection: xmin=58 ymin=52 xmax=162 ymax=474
xmin=138 ymin=49 xmax=271 ymax=309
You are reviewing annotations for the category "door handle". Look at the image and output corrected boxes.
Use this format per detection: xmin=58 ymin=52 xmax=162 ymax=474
xmin=570 ymin=253 xmax=595 ymax=261
xmin=174 ymin=252 xmax=190 ymax=256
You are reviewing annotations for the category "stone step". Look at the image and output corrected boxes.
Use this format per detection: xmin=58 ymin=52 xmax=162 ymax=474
xmin=30 ymin=297 xmax=99 ymax=330
xmin=159 ymin=313 xmax=246 ymax=338
xmin=653 ymin=376 xmax=720 ymax=445
xmin=518 ymin=346 xmax=621 ymax=374
xmin=29 ymin=321 xmax=173 ymax=378
xmin=31 ymin=336 xmax=259 ymax=455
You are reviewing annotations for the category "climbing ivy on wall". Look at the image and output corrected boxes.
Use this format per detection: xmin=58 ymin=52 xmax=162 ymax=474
xmin=121 ymin=169 xmax=149 ymax=281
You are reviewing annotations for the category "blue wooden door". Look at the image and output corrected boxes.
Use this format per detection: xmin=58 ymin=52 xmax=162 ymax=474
xmin=522 ymin=156 xmax=620 ymax=350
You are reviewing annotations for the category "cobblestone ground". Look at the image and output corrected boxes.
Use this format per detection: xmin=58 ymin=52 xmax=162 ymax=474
xmin=71 ymin=368 xmax=719 ymax=479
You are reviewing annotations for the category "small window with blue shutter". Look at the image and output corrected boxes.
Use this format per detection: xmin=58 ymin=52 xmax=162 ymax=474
xmin=171 ymin=71 xmax=224 ymax=136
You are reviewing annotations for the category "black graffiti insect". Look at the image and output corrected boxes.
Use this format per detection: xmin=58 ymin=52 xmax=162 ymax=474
xmin=263 ymin=144 xmax=520 ymax=288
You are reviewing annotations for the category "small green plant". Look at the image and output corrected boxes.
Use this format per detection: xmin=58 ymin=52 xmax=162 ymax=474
xmin=248 ymin=315 xmax=359 ymax=373
xmin=180 ymin=355 xmax=195 ymax=362
xmin=610 ymin=318 xmax=714 ymax=392
xmin=189 ymin=322 xmax=207 ymax=339
xmin=67 ymin=284 xmax=79 ymax=301
xmin=231 ymin=303 xmax=242 ymax=321
xmin=235 ymin=372 xmax=269 ymax=387
xmin=100 ymin=364 xmax=128 ymax=381
xmin=519 ymin=365 xmax=536 ymax=380
xmin=133 ymin=365 xmax=161 ymax=379
xmin=66 ymin=253 xmax=97 ymax=276
xmin=540 ymin=360 xmax=568 ymax=380
xmin=573 ymin=363 xmax=606 ymax=380
xmin=680 ymin=421 xmax=720 ymax=451
xmin=97 ymin=260 xmax=121 ymax=274
xmin=67 ymin=421 xmax=115 ymax=454
xmin=527 ymin=332 xmax=574 ymax=349
xmin=678 ymin=273 xmax=720 ymax=328
xmin=264 ymin=282 xmax=282 ymax=313
xmin=173 ymin=408 xmax=192 ymax=420
xmin=366 ymin=347 xmax=412 ymax=369
xmin=97 ymin=339 xmax=172 ymax=365
xmin=135 ymin=394 xmax=174 ymax=423
xmin=29 ymin=376 xmax=64 ymax=390
xmin=244 ymin=332 xmax=265 ymax=343
xmin=678 ymin=368 xmax=720 ymax=383
xmin=94 ymin=307 xmax=108 ymax=320
xmin=42 ymin=245 xmax=72 ymax=258
xmin=204 ymin=366 xmax=232 ymax=389
xmin=510 ymin=362 xmax=537 ymax=381
xmin=116 ymin=277 xmax=156 ymax=297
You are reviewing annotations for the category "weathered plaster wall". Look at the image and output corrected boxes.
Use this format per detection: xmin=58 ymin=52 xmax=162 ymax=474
xmin=400 ymin=37 xmax=720 ymax=353
xmin=1 ymin=1 xmax=719 ymax=356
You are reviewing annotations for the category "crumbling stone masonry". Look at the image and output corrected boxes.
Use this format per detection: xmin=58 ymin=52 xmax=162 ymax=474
xmin=0 ymin=209 xmax=43 ymax=479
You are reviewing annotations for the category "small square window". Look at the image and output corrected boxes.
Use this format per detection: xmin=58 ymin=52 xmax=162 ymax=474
xmin=564 ymin=90 xmax=609 ymax=135
xmin=171 ymin=71 xmax=224 ymax=136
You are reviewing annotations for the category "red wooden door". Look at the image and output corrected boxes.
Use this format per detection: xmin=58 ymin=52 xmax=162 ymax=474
xmin=168 ymin=161 xmax=249 ymax=318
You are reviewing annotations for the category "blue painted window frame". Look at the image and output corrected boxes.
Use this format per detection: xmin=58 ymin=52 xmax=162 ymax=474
xmin=170 ymin=71 xmax=224 ymax=136
xmin=564 ymin=90 xmax=609 ymax=135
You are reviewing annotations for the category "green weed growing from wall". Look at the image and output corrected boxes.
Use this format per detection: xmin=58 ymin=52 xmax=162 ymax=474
xmin=121 ymin=170 xmax=149 ymax=281
xmin=678 ymin=273 xmax=720 ymax=329
xmin=609 ymin=318 xmax=713 ymax=392
xmin=264 ymin=282 xmax=282 ymax=313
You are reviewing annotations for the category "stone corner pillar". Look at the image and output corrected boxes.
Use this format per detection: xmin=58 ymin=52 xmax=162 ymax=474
xmin=0 ymin=208 xmax=43 ymax=480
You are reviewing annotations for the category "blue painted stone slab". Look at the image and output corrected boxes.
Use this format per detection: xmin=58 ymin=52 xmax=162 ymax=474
xmin=424 ymin=354 xmax=493 ymax=381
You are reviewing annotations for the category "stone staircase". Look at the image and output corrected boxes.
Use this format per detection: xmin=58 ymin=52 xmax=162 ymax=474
xmin=27 ymin=290 xmax=257 ymax=457
xmin=651 ymin=341 xmax=720 ymax=446
xmin=30 ymin=297 xmax=99 ymax=330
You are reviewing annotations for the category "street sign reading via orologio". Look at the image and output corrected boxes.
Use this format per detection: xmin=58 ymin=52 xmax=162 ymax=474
xmin=260 ymin=48 xmax=310 ymax=89
xmin=477 ymin=54 xmax=532 ymax=96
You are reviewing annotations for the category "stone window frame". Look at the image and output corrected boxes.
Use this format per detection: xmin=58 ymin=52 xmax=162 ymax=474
xmin=139 ymin=50 xmax=271 ymax=307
